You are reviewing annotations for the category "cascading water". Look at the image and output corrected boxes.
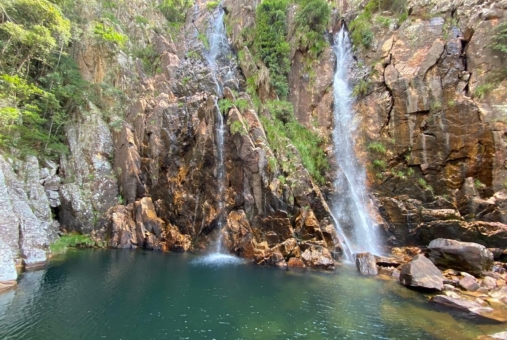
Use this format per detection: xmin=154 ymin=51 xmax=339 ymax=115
xmin=200 ymin=4 xmax=241 ymax=263
xmin=331 ymin=26 xmax=381 ymax=259
xmin=214 ymin=99 xmax=225 ymax=254
xmin=204 ymin=6 xmax=229 ymax=96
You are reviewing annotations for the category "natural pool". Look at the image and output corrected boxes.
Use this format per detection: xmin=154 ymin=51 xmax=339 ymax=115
xmin=0 ymin=250 xmax=504 ymax=339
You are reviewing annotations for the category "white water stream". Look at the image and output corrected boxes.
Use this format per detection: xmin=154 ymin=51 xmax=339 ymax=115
xmin=331 ymin=27 xmax=381 ymax=260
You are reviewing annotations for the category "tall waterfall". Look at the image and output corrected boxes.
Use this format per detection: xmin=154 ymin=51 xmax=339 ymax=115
xmin=204 ymin=5 xmax=238 ymax=97
xmin=205 ymin=5 xmax=230 ymax=257
xmin=331 ymin=27 xmax=381 ymax=259
xmin=214 ymin=99 xmax=225 ymax=253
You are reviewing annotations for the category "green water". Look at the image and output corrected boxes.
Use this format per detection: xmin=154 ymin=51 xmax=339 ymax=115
xmin=0 ymin=250 xmax=504 ymax=339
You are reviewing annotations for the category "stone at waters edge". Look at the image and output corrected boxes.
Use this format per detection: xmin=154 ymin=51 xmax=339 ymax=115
xmin=428 ymin=238 xmax=494 ymax=276
xmin=355 ymin=252 xmax=379 ymax=275
xmin=399 ymin=254 xmax=444 ymax=291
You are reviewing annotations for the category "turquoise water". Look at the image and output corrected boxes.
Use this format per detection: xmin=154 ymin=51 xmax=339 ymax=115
xmin=0 ymin=250 xmax=504 ymax=339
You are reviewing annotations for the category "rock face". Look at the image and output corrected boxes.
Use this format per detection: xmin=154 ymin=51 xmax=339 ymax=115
xmin=355 ymin=252 xmax=379 ymax=275
xmin=399 ymin=254 xmax=444 ymax=290
xmin=0 ymin=155 xmax=59 ymax=272
xmin=428 ymin=238 xmax=494 ymax=276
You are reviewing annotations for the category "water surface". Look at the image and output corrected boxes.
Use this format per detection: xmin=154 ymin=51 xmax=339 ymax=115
xmin=0 ymin=250 xmax=504 ymax=339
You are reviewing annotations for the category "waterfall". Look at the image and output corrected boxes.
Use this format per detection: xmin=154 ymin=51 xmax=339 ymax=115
xmin=214 ymin=99 xmax=225 ymax=253
xmin=204 ymin=6 xmax=229 ymax=97
xmin=205 ymin=5 xmax=229 ymax=256
xmin=331 ymin=26 xmax=381 ymax=259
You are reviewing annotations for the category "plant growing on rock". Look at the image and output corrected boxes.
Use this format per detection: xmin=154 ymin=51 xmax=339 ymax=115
xmin=261 ymin=100 xmax=329 ymax=184
xmin=294 ymin=0 xmax=331 ymax=58
xmin=253 ymin=0 xmax=291 ymax=98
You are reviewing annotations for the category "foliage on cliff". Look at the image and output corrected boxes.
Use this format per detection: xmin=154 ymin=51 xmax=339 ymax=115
xmin=0 ymin=0 xmax=85 ymax=158
xmin=253 ymin=0 xmax=291 ymax=99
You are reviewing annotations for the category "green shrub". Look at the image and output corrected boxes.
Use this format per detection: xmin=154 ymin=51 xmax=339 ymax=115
xmin=253 ymin=0 xmax=291 ymax=98
xmin=261 ymin=100 xmax=329 ymax=184
xmin=295 ymin=0 xmax=331 ymax=57
xmin=230 ymin=120 xmax=247 ymax=135
xmin=93 ymin=21 xmax=127 ymax=48
xmin=372 ymin=159 xmax=386 ymax=170
xmin=474 ymin=83 xmax=496 ymax=99
xmin=235 ymin=98 xmax=249 ymax=112
xmin=206 ymin=1 xmax=219 ymax=10
xmin=367 ymin=142 xmax=386 ymax=154
xmin=50 ymin=233 xmax=96 ymax=255
xmin=491 ymin=21 xmax=507 ymax=55
xmin=218 ymin=98 xmax=233 ymax=115
xmin=158 ymin=0 xmax=194 ymax=25
xmin=353 ymin=79 xmax=370 ymax=96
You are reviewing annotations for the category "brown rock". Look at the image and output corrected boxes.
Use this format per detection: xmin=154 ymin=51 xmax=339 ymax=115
xmin=287 ymin=257 xmax=305 ymax=268
xmin=431 ymin=295 xmax=506 ymax=322
xmin=399 ymin=255 xmax=444 ymax=291
xmin=166 ymin=225 xmax=191 ymax=252
xmin=428 ymin=238 xmax=494 ymax=276
xmin=355 ymin=252 xmax=379 ymax=276
xmin=458 ymin=274 xmax=480 ymax=292
xmin=301 ymin=245 xmax=335 ymax=270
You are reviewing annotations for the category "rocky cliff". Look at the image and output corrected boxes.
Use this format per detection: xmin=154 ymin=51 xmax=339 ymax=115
xmin=1 ymin=0 xmax=507 ymax=286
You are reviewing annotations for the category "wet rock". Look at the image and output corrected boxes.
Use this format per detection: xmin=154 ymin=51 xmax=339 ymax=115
xmin=399 ymin=255 xmax=444 ymax=291
xmin=301 ymin=245 xmax=335 ymax=270
xmin=477 ymin=331 xmax=507 ymax=340
xmin=431 ymin=295 xmax=507 ymax=322
xmin=482 ymin=276 xmax=498 ymax=290
xmin=458 ymin=274 xmax=480 ymax=292
xmin=166 ymin=225 xmax=191 ymax=252
xmin=489 ymin=286 xmax=507 ymax=304
xmin=355 ymin=252 xmax=379 ymax=276
xmin=428 ymin=238 xmax=494 ymax=276
xmin=287 ymin=257 xmax=305 ymax=268
xmin=222 ymin=210 xmax=256 ymax=258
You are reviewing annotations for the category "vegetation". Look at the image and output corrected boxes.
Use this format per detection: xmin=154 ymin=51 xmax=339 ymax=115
xmin=418 ymin=178 xmax=434 ymax=193
xmin=349 ymin=0 xmax=408 ymax=48
xmin=158 ymin=0 xmax=194 ymax=26
xmin=50 ymin=233 xmax=96 ymax=254
xmin=294 ymin=0 xmax=331 ymax=58
xmin=367 ymin=142 xmax=386 ymax=154
xmin=229 ymin=120 xmax=247 ymax=136
xmin=93 ymin=21 xmax=127 ymax=48
xmin=253 ymin=0 xmax=291 ymax=98
xmin=353 ymin=79 xmax=370 ymax=97
xmin=261 ymin=100 xmax=329 ymax=184
xmin=0 ymin=0 xmax=89 ymax=158
xmin=206 ymin=1 xmax=219 ymax=11
xmin=491 ymin=21 xmax=507 ymax=55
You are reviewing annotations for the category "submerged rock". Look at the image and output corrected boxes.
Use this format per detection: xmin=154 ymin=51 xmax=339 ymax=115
xmin=431 ymin=295 xmax=507 ymax=323
xmin=428 ymin=238 xmax=494 ymax=276
xmin=355 ymin=252 xmax=378 ymax=275
xmin=399 ymin=255 xmax=444 ymax=291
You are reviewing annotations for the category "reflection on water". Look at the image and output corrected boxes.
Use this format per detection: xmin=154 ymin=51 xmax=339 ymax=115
xmin=0 ymin=250 xmax=504 ymax=339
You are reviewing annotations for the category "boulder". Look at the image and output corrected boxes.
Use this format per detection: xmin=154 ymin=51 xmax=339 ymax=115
xmin=428 ymin=238 xmax=494 ymax=276
xmin=458 ymin=274 xmax=479 ymax=292
xmin=301 ymin=245 xmax=335 ymax=270
xmin=287 ymin=257 xmax=305 ymax=268
xmin=355 ymin=252 xmax=379 ymax=275
xmin=399 ymin=255 xmax=444 ymax=291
